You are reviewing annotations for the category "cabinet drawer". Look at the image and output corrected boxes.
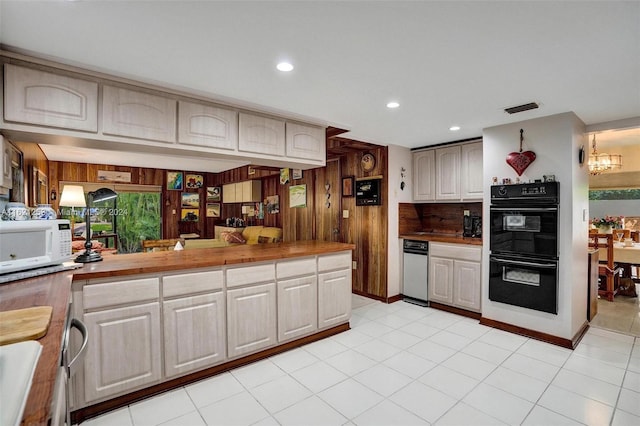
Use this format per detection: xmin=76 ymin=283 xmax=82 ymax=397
xmin=163 ymin=270 xmax=223 ymax=298
xmin=318 ymin=252 xmax=351 ymax=272
xmin=277 ymin=257 xmax=317 ymax=279
xmin=226 ymin=263 xmax=275 ymax=288
xmin=430 ymin=243 xmax=481 ymax=262
xmin=83 ymin=278 xmax=159 ymax=310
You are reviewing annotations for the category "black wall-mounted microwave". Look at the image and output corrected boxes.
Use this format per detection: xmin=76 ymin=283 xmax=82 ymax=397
xmin=355 ymin=177 xmax=382 ymax=206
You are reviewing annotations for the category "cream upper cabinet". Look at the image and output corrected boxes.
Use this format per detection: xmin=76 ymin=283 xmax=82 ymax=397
xmin=4 ymin=64 xmax=98 ymax=132
xmin=102 ymin=85 xmax=177 ymax=143
xmin=413 ymin=149 xmax=436 ymax=201
xmin=461 ymin=142 xmax=483 ymax=200
xmin=177 ymin=101 xmax=238 ymax=150
xmin=223 ymin=180 xmax=261 ymax=203
xmin=435 ymin=145 xmax=461 ymax=200
xmin=285 ymin=122 xmax=326 ymax=161
xmin=238 ymin=113 xmax=285 ymax=156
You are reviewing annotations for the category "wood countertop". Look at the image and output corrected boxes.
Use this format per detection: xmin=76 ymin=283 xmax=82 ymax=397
xmin=0 ymin=271 xmax=73 ymax=426
xmin=72 ymin=240 xmax=356 ymax=281
xmin=400 ymin=233 xmax=483 ymax=246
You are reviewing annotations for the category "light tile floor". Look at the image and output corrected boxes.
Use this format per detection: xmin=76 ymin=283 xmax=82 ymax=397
xmin=80 ymin=297 xmax=640 ymax=426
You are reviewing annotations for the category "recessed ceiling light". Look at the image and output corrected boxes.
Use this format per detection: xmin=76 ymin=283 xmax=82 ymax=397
xmin=386 ymin=102 xmax=400 ymax=109
xmin=276 ymin=62 xmax=294 ymax=72
xmin=449 ymin=126 xmax=461 ymax=131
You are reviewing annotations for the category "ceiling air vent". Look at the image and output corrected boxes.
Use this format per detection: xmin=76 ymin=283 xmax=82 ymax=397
xmin=504 ymin=102 xmax=539 ymax=114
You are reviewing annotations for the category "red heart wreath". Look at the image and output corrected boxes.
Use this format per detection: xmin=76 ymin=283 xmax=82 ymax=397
xmin=506 ymin=129 xmax=536 ymax=176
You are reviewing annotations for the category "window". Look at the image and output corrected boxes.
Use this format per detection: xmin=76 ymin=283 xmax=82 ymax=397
xmin=60 ymin=182 xmax=161 ymax=253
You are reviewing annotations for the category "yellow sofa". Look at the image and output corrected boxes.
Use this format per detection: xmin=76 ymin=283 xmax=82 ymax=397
xmin=184 ymin=226 xmax=283 ymax=250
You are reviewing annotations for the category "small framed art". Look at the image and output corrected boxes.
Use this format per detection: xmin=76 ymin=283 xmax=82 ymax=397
xmin=342 ymin=176 xmax=354 ymax=197
xmin=167 ymin=171 xmax=183 ymax=190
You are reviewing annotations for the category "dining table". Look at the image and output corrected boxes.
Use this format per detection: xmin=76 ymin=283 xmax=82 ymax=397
xmin=598 ymin=241 xmax=640 ymax=283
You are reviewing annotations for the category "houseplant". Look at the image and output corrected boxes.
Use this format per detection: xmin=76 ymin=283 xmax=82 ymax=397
xmin=591 ymin=215 xmax=624 ymax=233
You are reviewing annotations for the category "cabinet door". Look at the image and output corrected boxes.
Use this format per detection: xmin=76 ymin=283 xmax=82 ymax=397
xmin=277 ymin=276 xmax=318 ymax=342
xmin=227 ymin=283 xmax=277 ymax=358
xmin=412 ymin=150 xmax=435 ymax=201
xmin=102 ymin=85 xmax=177 ymax=143
xmin=452 ymin=260 xmax=481 ymax=312
xmin=177 ymin=101 xmax=238 ymax=150
xmin=318 ymin=269 xmax=352 ymax=329
xmin=4 ymin=64 xmax=98 ymax=132
xmin=435 ymin=146 xmax=461 ymax=200
xmin=163 ymin=292 xmax=226 ymax=378
xmin=1 ymin=136 xmax=12 ymax=190
xmin=238 ymin=113 xmax=285 ymax=156
xmin=285 ymin=122 xmax=326 ymax=161
xmin=241 ymin=180 xmax=262 ymax=202
xmin=461 ymin=142 xmax=483 ymax=200
xmin=428 ymin=257 xmax=454 ymax=304
xmin=222 ymin=183 xmax=237 ymax=203
xmin=83 ymin=302 xmax=161 ymax=402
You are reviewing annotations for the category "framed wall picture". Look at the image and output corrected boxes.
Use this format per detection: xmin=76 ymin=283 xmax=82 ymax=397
xmin=289 ymin=184 xmax=307 ymax=208
xmin=292 ymin=169 xmax=302 ymax=180
xmin=207 ymin=186 xmax=221 ymax=201
xmin=206 ymin=203 xmax=220 ymax=217
xmin=181 ymin=208 xmax=199 ymax=221
xmin=185 ymin=174 xmax=203 ymax=188
xmin=181 ymin=192 xmax=200 ymax=208
xmin=167 ymin=171 xmax=183 ymax=190
xmin=342 ymin=176 xmax=354 ymax=197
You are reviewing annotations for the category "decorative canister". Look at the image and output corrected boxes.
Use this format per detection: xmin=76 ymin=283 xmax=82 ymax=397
xmin=32 ymin=204 xmax=57 ymax=220
xmin=6 ymin=202 xmax=30 ymax=220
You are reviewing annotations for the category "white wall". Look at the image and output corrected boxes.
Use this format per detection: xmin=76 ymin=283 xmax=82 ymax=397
xmin=482 ymin=112 xmax=588 ymax=341
xmin=387 ymin=144 xmax=413 ymax=298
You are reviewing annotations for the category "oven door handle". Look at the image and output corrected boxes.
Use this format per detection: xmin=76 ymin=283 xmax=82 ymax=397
xmin=491 ymin=257 xmax=557 ymax=269
xmin=490 ymin=207 xmax=558 ymax=212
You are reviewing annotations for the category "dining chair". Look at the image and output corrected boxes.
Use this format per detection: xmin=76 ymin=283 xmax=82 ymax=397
xmin=588 ymin=233 xmax=622 ymax=301
xmin=631 ymin=230 xmax=640 ymax=243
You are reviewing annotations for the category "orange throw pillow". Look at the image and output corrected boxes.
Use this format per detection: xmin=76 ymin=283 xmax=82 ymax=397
xmin=221 ymin=231 xmax=246 ymax=244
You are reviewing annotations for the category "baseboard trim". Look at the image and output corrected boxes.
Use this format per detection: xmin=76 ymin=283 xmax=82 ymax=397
xmin=479 ymin=316 xmax=583 ymax=349
xmin=429 ymin=301 xmax=481 ymax=320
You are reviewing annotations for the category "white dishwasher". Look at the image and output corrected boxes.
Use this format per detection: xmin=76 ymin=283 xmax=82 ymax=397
xmin=402 ymin=239 xmax=429 ymax=305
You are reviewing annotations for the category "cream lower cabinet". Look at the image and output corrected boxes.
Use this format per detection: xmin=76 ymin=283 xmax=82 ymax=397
xmin=83 ymin=301 xmax=162 ymax=403
xmin=277 ymin=257 xmax=318 ymax=342
xmin=163 ymin=269 xmax=226 ymax=378
xmin=227 ymin=283 xmax=277 ymax=357
xmin=318 ymin=252 xmax=352 ymax=329
xmin=428 ymin=243 xmax=481 ymax=312
xmin=163 ymin=292 xmax=226 ymax=378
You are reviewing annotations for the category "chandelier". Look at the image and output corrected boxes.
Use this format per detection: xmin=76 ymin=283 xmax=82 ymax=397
xmin=588 ymin=134 xmax=622 ymax=175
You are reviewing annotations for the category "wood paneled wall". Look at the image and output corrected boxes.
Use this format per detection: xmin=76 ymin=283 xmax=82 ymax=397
xmin=338 ymin=146 xmax=389 ymax=300
xmin=12 ymin=141 xmax=48 ymax=207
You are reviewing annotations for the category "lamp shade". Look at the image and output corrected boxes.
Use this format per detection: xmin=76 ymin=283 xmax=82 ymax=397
xmin=59 ymin=185 xmax=86 ymax=208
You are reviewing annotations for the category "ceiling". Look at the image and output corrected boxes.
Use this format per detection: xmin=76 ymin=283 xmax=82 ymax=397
xmin=1 ymin=1 xmax=639 ymax=172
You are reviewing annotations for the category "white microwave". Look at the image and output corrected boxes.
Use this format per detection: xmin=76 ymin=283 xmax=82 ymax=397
xmin=0 ymin=219 xmax=72 ymax=274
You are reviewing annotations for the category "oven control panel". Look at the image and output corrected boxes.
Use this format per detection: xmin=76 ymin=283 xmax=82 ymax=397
xmin=491 ymin=182 xmax=559 ymax=201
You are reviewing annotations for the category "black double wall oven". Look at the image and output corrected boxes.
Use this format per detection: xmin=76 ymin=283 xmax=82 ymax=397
xmin=489 ymin=182 xmax=560 ymax=314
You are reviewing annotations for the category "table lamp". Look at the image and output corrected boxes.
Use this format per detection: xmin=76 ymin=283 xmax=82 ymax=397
xmin=75 ymin=187 xmax=118 ymax=263
xmin=59 ymin=185 xmax=86 ymax=237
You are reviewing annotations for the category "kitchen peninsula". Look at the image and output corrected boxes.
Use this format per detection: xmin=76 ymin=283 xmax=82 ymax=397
xmin=2 ymin=241 xmax=354 ymax=425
